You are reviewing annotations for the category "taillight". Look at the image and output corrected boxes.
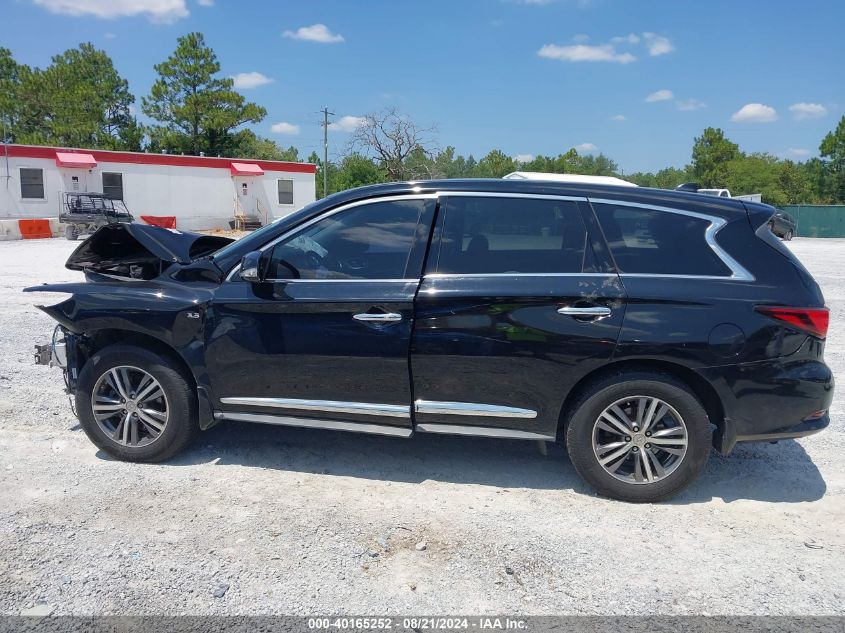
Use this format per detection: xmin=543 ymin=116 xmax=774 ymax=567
xmin=755 ymin=306 xmax=829 ymax=339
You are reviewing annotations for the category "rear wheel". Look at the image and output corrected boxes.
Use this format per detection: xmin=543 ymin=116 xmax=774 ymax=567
xmin=784 ymin=229 xmax=794 ymax=241
xmin=65 ymin=225 xmax=79 ymax=241
xmin=76 ymin=344 xmax=198 ymax=462
xmin=565 ymin=371 xmax=711 ymax=502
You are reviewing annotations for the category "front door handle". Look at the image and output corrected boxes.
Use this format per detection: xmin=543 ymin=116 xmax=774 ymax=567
xmin=353 ymin=312 xmax=403 ymax=323
xmin=557 ymin=306 xmax=612 ymax=318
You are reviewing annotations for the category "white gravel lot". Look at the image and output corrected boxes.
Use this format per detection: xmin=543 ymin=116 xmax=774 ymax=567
xmin=0 ymin=236 xmax=843 ymax=616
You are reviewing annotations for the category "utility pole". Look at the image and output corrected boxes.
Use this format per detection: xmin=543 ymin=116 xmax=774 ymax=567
xmin=319 ymin=107 xmax=334 ymax=198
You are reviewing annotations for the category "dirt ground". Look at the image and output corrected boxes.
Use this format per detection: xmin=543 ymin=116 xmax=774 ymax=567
xmin=0 ymin=236 xmax=843 ymax=616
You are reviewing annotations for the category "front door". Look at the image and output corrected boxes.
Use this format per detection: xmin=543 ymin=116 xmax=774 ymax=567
xmin=207 ymin=196 xmax=436 ymax=434
xmin=411 ymin=193 xmax=626 ymax=439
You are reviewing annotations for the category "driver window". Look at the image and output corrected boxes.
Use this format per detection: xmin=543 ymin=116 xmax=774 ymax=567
xmin=266 ymin=199 xmax=424 ymax=280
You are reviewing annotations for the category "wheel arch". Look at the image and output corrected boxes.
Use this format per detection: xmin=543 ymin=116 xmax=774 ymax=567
xmin=558 ymin=359 xmax=725 ymax=439
xmin=79 ymin=328 xmax=218 ymax=430
xmin=80 ymin=328 xmax=196 ymax=389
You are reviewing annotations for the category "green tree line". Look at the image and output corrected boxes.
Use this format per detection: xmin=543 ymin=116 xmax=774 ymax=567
xmin=2 ymin=35 xmax=844 ymax=205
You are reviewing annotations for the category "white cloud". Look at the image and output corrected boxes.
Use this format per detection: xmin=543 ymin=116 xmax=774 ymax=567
xmin=731 ymin=103 xmax=778 ymax=123
xmin=538 ymin=44 xmax=635 ymax=64
xmin=676 ymin=98 xmax=706 ymax=111
xmin=283 ymin=23 xmax=344 ymax=43
xmin=197 ymin=0 xmax=213 ymax=5
xmin=270 ymin=122 xmax=300 ymax=135
xmin=787 ymin=148 xmax=811 ymax=158
xmin=231 ymin=72 xmax=273 ymax=89
xmin=328 ymin=115 xmax=366 ymax=132
xmin=610 ymin=114 xmax=626 ymax=121
xmin=572 ymin=33 xmax=590 ymax=43
xmin=514 ymin=154 xmax=535 ymax=163
xmin=105 ymin=31 xmax=116 ymax=38
xmin=643 ymin=32 xmax=675 ymax=56
xmin=789 ymin=102 xmax=827 ymax=120
xmin=611 ymin=33 xmax=640 ymax=44
xmin=33 ymin=0 xmax=188 ymax=23
xmin=574 ymin=142 xmax=598 ymax=153
xmin=645 ymin=89 xmax=674 ymax=102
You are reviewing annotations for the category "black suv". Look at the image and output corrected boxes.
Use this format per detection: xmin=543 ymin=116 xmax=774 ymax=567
xmin=29 ymin=180 xmax=833 ymax=502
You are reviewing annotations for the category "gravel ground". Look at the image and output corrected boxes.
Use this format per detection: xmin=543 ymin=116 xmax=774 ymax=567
xmin=0 ymin=237 xmax=843 ymax=616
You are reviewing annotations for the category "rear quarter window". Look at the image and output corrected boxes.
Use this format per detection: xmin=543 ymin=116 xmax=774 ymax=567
xmin=593 ymin=203 xmax=731 ymax=277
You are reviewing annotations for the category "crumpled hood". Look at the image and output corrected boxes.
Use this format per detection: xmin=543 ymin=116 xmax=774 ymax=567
xmin=65 ymin=223 xmax=234 ymax=279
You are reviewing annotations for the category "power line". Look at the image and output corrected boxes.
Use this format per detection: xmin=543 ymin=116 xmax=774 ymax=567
xmin=319 ymin=107 xmax=334 ymax=198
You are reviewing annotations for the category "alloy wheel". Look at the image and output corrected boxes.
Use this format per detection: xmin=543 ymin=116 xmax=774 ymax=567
xmin=91 ymin=366 xmax=169 ymax=447
xmin=591 ymin=395 xmax=688 ymax=485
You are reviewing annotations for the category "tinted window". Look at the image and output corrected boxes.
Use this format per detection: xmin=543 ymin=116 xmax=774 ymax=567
xmin=267 ymin=199 xmax=423 ymax=280
xmin=278 ymin=179 xmax=293 ymax=205
xmin=593 ymin=203 xmax=731 ymax=276
xmin=435 ymin=196 xmax=592 ymax=274
xmin=102 ymin=172 xmax=123 ymax=200
xmin=20 ymin=168 xmax=44 ymax=199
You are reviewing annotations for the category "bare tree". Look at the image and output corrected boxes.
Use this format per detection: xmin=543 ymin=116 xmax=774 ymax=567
xmin=348 ymin=107 xmax=438 ymax=181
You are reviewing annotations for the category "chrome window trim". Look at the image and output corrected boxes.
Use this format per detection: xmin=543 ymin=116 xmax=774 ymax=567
xmin=216 ymin=411 xmax=412 ymax=437
xmin=435 ymin=191 xmax=588 ymax=202
xmin=225 ymin=193 xmax=437 ymax=282
xmin=588 ymin=197 xmax=755 ymax=282
xmin=220 ymin=397 xmax=410 ymax=418
xmin=424 ymin=272 xmax=616 ymax=280
xmin=414 ymin=399 xmax=537 ymax=419
xmin=416 ymin=423 xmax=554 ymax=441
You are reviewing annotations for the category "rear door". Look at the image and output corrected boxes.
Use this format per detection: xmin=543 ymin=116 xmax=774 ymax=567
xmin=411 ymin=193 xmax=626 ymax=439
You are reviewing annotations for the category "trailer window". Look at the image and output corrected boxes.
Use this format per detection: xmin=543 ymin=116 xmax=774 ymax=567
xmin=278 ymin=179 xmax=294 ymax=205
xmin=20 ymin=168 xmax=44 ymax=199
xmin=102 ymin=172 xmax=124 ymax=200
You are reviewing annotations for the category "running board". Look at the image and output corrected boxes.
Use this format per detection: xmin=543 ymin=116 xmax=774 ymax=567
xmin=415 ymin=423 xmax=555 ymax=441
xmin=216 ymin=411 xmax=554 ymax=442
xmin=215 ymin=411 xmax=413 ymax=437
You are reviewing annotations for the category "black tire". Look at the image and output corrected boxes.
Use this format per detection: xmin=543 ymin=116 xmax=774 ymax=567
xmin=565 ymin=371 xmax=711 ymax=503
xmin=785 ymin=230 xmax=794 ymax=241
xmin=75 ymin=344 xmax=198 ymax=462
xmin=65 ymin=225 xmax=79 ymax=241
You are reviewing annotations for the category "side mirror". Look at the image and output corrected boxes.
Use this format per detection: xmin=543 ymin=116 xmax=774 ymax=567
xmin=240 ymin=251 xmax=264 ymax=283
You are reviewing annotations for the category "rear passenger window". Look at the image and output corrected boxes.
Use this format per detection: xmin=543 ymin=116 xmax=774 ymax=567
xmin=593 ymin=203 xmax=731 ymax=277
xmin=434 ymin=196 xmax=594 ymax=274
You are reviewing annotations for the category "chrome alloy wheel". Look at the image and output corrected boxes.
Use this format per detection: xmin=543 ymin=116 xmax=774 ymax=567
xmin=591 ymin=396 xmax=688 ymax=485
xmin=91 ymin=366 xmax=169 ymax=447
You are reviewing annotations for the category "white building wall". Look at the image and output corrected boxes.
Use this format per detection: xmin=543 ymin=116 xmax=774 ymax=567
xmin=0 ymin=154 xmax=316 ymax=231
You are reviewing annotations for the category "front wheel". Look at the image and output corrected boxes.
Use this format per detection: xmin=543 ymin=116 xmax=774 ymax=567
xmin=65 ymin=225 xmax=79 ymax=240
xmin=565 ymin=371 xmax=711 ymax=502
xmin=76 ymin=344 xmax=198 ymax=462
xmin=784 ymin=230 xmax=794 ymax=241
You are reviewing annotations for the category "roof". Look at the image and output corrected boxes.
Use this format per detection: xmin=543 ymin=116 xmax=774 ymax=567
xmin=3 ymin=144 xmax=316 ymax=174
xmin=503 ymin=171 xmax=637 ymax=187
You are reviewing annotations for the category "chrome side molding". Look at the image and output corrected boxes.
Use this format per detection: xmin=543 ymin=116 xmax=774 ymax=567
xmin=414 ymin=400 xmax=537 ymax=419
xmin=216 ymin=411 xmax=413 ymax=437
xmin=415 ymin=423 xmax=554 ymax=441
xmin=219 ymin=397 xmax=411 ymax=418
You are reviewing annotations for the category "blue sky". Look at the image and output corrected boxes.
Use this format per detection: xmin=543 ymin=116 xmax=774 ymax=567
xmin=4 ymin=0 xmax=844 ymax=172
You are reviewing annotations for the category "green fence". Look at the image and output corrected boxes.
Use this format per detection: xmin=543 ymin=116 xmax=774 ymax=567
xmin=780 ymin=205 xmax=845 ymax=238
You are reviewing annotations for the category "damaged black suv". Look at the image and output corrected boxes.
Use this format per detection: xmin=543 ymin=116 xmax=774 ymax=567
xmin=28 ymin=179 xmax=833 ymax=502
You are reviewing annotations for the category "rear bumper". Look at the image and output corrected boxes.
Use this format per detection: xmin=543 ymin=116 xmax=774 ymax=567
xmin=714 ymin=413 xmax=829 ymax=454
xmin=700 ymin=357 xmax=834 ymax=455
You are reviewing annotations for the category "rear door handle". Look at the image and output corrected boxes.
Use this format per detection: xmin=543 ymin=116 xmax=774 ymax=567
xmin=557 ymin=306 xmax=612 ymax=318
xmin=353 ymin=312 xmax=403 ymax=323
